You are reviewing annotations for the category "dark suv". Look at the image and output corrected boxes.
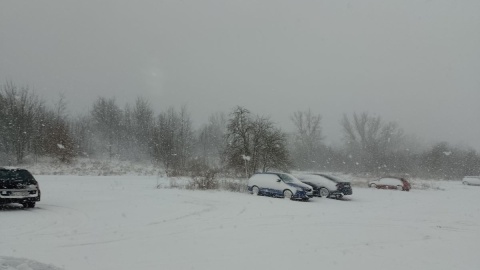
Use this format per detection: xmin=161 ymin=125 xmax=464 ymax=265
xmin=296 ymin=173 xmax=352 ymax=199
xmin=0 ymin=168 xmax=41 ymax=208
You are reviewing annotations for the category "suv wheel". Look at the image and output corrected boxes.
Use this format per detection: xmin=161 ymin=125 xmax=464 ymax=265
xmin=23 ymin=202 xmax=35 ymax=208
xmin=319 ymin=188 xmax=329 ymax=198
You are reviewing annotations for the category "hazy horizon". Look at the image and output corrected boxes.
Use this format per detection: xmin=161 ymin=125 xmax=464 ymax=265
xmin=1 ymin=0 xmax=479 ymax=150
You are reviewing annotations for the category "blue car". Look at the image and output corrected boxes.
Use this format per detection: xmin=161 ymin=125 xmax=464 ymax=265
xmin=247 ymin=172 xmax=313 ymax=200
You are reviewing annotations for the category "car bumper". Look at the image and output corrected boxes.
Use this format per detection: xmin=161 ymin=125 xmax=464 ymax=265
xmin=0 ymin=190 xmax=41 ymax=204
xmin=312 ymin=189 xmax=352 ymax=197
xmin=337 ymin=187 xmax=352 ymax=195
xmin=293 ymin=191 xmax=311 ymax=200
xmin=0 ymin=196 xmax=40 ymax=204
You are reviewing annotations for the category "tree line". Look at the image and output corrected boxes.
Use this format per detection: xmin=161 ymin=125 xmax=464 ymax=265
xmin=1 ymin=82 xmax=479 ymax=179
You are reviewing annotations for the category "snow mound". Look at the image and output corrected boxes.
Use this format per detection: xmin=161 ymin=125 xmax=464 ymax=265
xmin=0 ymin=257 xmax=63 ymax=270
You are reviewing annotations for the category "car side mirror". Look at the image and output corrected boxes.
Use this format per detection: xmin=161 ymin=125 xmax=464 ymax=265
xmin=276 ymin=179 xmax=281 ymax=182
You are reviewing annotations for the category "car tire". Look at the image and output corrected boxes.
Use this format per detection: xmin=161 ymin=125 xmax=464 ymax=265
xmin=23 ymin=202 xmax=35 ymax=208
xmin=463 ymin=181 xmax=469 ymax=185
xmin=319 ymin=187 xmax=329 ymax=198
xmin=252 ymin=186 xmax=260 ymax=195
xmin=369 ymin=183 xmax=377 ymax=188
xmin=336 ymin=194 xmax=343 ymax=199
xmin=283 ymin=189 xmax=293 ymax=200
xmin=397 ymin=185 xmax=403 ymax=191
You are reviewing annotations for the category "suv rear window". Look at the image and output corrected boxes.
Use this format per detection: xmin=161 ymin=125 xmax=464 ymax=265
xmin=0 ymin=169 xmax=35 ymax=183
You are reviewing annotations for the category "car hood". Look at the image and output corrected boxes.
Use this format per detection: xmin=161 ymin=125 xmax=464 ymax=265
xmin=287 ymin=182 xmax=311 ymax=190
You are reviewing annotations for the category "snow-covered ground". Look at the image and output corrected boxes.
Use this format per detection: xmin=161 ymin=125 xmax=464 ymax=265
xmin=1 ymin=175 xmax=480 ymax=270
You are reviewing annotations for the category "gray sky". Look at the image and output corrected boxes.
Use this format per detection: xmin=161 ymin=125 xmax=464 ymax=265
xmin=1 ymin=0 xmax=479 ymax=149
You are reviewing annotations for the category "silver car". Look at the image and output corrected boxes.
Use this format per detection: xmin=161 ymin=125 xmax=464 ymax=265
xmin=462 ymin=176 xmax=480 ymax=186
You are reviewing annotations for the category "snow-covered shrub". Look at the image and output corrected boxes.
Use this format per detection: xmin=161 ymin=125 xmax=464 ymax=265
xmin=167 ymin=178 xmax=186 ymax=189
xmin=186 ymin=159 xmax=219 ymax=190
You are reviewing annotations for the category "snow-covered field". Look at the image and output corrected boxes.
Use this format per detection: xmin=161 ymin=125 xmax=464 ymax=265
xmin=1 ymin=175 xmax=480 ymax=270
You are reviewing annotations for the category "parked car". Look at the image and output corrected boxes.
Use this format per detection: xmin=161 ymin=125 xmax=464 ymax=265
xmin=247 ymin=172 xmax=313 ymax=200
xmin=296 ymin=173 xmax=352 ymax=199
xmin=0 ymin=167 xmax=41 ymax=208
xmin=462 ymin=176 xmax=480 ymax=186
xmin=368 ymin=177 xmax=411 ymax=191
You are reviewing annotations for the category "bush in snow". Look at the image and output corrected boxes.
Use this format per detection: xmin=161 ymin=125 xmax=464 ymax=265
xmin=186 ymin=159 xmax=219 ymax=190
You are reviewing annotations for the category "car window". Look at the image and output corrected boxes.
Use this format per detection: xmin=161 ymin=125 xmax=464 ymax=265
xmin=380 ymin=178 xmax=402 ymax=185
xmin=278 ymin=174 xmax=295 ymax=183
xmin=0 ymin=169 xmax=34 ymax=182
xmin=0 ymin=170 xmax=10 ymax=180
xmin=0 ymin=170 xmax=18 ymax=181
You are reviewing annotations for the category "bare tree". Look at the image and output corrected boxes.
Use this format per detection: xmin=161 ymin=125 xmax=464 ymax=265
xmin=177 ymin=106 xmax=194 ymax=168
xmin=120 ymin=103 xmax=135 ymax=158
xmin=196 ymin=112 xmax=227 ymax=166
xmin=119 ymin=97 xmax=155 ymax=161
xmin=223 ymin=106 xmax=253 ymax=175
xmin=41 ymin=95 xmax=76 ymax=163
xmin=91 ymin=97 xmax=122 ymax=159
xmin=224 ymin=106 xmax=290 ymax=176
xmin=253 ymin=117 xmax=291 ymax=172
xmin=290 ymin=109 xmax=324 ymax=169
xmin=150 ymin=106 xmax=194 ymax=175
xmin=0 ymin=83 xmax=43 ymax=164
xmin=70 ymin=115 xmax=95 ymax=157
xmin=132 ymin=97 xmax=154 ymax=159
xmin=341 ymin=112 xmax=404 ymax=172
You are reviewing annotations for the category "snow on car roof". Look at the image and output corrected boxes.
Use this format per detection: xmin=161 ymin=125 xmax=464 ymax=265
xmin=0 ymin=166 xmax=24 ymax=170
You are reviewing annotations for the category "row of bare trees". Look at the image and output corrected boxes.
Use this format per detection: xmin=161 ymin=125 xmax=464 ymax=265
xmin=0 ymin=83 xmax=74 ymax=164
xmin=289 ymin=110 xmax=480 ymax=179
xmin=1 ymin=82 xmax=479 ymax=179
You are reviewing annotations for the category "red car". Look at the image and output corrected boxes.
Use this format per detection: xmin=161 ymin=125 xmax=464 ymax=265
xmin=368 ymin=177 xmax=411 ymax=191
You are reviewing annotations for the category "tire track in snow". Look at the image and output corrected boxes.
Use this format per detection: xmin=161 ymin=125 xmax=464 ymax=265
xmin=0 ymin=204 xmax=90 ymax=240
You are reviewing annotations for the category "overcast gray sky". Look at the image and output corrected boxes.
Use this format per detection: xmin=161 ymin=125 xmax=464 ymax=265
xmin=1 ymin=0 xmax=479 ymax=149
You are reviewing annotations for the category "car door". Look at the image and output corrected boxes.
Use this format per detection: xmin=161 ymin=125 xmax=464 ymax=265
xmin=380 ymin=178 xmax=402 ymax=189
xmin=260 ymin=175 xmax=280 ymax=196
xmin=465 ymin=177 xmax=480 ymax=185
xmin=271 ymin=176 xmax=287 ymax=197
xmin=472 ymin=178 xmax=480 ymax=185
xmin=257 ymin=175 xmax=272 ymax=195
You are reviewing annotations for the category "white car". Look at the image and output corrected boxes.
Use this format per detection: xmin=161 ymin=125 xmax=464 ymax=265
xmin=247 ymin=172 xmax=313 ymax=200
xmin=462 ymin=176 xmax=480 ymax=186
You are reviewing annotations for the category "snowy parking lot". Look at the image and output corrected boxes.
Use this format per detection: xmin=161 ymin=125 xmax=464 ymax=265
xmin=1 ymin=175 xmax=480 ymax=270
